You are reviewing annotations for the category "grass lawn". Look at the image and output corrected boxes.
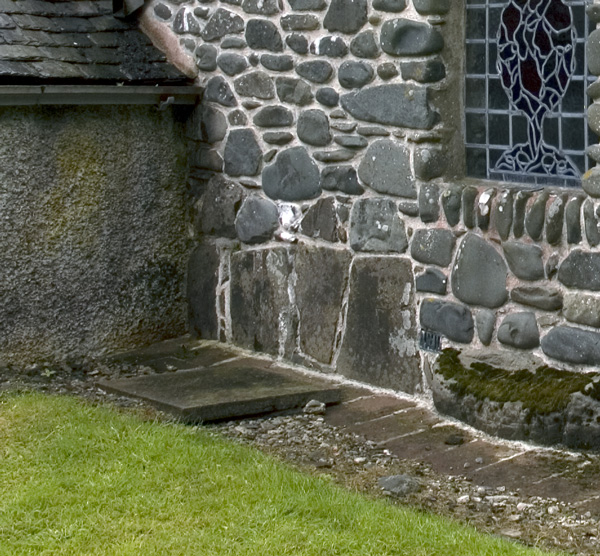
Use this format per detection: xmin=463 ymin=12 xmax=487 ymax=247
xmin=0 ymin=393 xmax=562 ymax=556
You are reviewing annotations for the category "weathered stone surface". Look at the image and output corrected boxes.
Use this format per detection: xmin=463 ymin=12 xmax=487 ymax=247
xmin=281 ymin=14 xmax=320 ymax=30
xmin=381 ymin=19 xmax=444 ymax=56
xmin=462 ymin=186 xmax=477 ymax=229
xmin=205 ymin=76 xmax=237 ymax=107
xmin=349 ymin=198 xmax=407 ymax=252
xmin=245 ymin=19 xmax=283 ymax=51
xmin=260 ymin=54 xmax=294 ymax=72
xmin=196 ymin=44 xmax=218 ymax=71
xmin=235 ymin=196 xmax=279 ymax=243
xmin=341 ymin=84 xmax=437 ymax=129
xmin=357 ymin=139 xmax=416 ymax=198
xmin=192 ymin=147 xmax=223 ymax=171
xmin=372 ymin=0 xmax=406 ymax=12
xmin=187 ymin=104 xmax=227 ymax=143
xmin=315 ymin=87 xmax=339 ymax=106
xmin=337 ymin=257 xmax=420 ymax=392
xmin=583 ymin=199 xmax=600 ymax=247
xmin=338 ymin=60 xmax=374 ymax=89
xmin=297 ymin=109 xmax=331 ymax=146
xmin=321 ymin=165 xmax=363 ymax=194
xmin=295 ymin=246 xmax=351 ymax=363
xmin=276 ymin=77 xmax=314 ymax=105
xmin=414 ymin=147 xmax=446 ymax=181
xmin=476 ymin=309 xmax=495 ymax=346
xmin=377 ymin=62 xmax=399 ymax=80
xmin=311 ymin=36 xmax=348 ymax=57
xmin=511 ymin=286 xmax=563 ymax=311
xmin=324 ymin=0 xmax=368 ymax=34
xmin=300 ymin=197 xmax=338 ymax=242
xmin=410 ymin=228 xmax=454 ymax=267
xmin=202 ymin=8 xmax=244 ymax=41
xmin=230 ymin=247 xmax=293 ymax=355
xmin=415 ymin=268 xmax=447 ymax=294
xmin=378 ymin=475 xmax=420 ymax=497
xmin=563 ymin=292 xmax=600 ymax=328
xmin=229 ymin=110 xmax=247 ymax=126
xmin=497 ymin=313 xmax=539 ymax=349
xmin=541 ymin=326 xmax=600 ymax=365
xmin=441 ymin=184 xmax=462 ymax=227
xmin=313 ymin=150 xmax=356 ymax=162
xmin=525 ymin=192 xmax=548 ymax=241
xmin=545 ymin=196 xmax=564 ymax=245
xmin=234 ymin=71 xmax=275 ymax=99
xmin=188 ymin=244 xmax=220 ymax=340
xmin=502 ymin=241 xmax=544 ymax=281
xmin=413 ymin=0 xmax=449 ymax=15
xmin=565 ymin=195 xmax=584 ymax=244
xmin=253 ymin=106 xmax=293 ymax=127
xmin=350 ymin=30 xmax=380 ymax=58
xmin=452 ymin=234 xmax=508 ymax=308
xmin=476 ymin=188 xmax=495 ymax=231
xmin=494 ymin=190 xmax=513 ymax=241
xmin=263 ymin=131 xmax=294 ymax=145
xmin=296 ymin=60 xmax=334 ymax=83
xmin=398 ymin=202 xmax=419 ymax=217
xmin=221 ymin=37 xmax=247 ymax=49
xmin=154 ymin=3 xmax=172 ymax=19
xmin=289 ymin=0 xmax=326 ymax=9
xmin=242 ymin=0 xmax=280 ymax=14
xmin=217 ymin=52 xmax=248 ymax=76
xmin=418 ymin=183 xmax=440 ymax=223
xmin=224 ymin=129 xmax=262 ymax=176
xmin=198 ymin=175 xmax=245 ymax=238
xmin=263 ymin=146 xmax=321 ymax=201
xmin=401 ymin=59 xmax=446 ymax=83
xmin=558 ymin=250 xmax=600 ymax=291
xmin=285 ymin=33 xmax=309 ymax=54
xmin=513 ymin=191 xmax=531 ymax=238
xmin=420 ymin=299 xmax=474 ymax=344
xmin=333 ymin=135 xmax=367 ymax=149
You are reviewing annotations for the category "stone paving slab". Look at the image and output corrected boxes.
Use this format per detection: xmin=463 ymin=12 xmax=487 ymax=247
xmin=325 ymin=394 xmax=417 ymax=428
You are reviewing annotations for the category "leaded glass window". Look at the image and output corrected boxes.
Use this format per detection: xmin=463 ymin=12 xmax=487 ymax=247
xmin=465 ymin=0 xmax=596 ymax=188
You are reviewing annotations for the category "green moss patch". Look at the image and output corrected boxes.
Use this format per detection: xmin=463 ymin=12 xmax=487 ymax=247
xmin=437 ymin=349 xmax=600 ymax=415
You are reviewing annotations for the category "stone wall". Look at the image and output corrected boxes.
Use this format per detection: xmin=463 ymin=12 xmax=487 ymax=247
xmin=146 ymin=0 xmax=600 ymax=396
xmin=0 ymin=105 xmax=190 ymax=365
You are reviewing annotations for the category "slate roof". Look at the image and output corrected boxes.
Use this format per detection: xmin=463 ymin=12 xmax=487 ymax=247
xmin=0 ymin=0 xmax=189 ymax=84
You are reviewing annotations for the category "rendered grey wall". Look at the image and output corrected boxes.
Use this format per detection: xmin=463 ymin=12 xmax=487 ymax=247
xmin=0 ymin=105 xmax=190 ymax=365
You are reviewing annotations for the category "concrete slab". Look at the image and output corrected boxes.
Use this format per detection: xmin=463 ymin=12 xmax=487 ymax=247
xmin=97 ymin=363 xmax=341 ymax=423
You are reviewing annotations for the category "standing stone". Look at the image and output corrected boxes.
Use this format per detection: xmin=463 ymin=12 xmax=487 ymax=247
xmin=296 ymin=60 xmax=334 ymax=83
xmin=297 ymin=109 xmax=331 ymax=146
xmin=198 ymin=175 xmax=246 ymax=238
xmin=245 ymin=19 xmax=284 ymax=51
xmin=373 ymin=0 xmax=406 ymax=12
xmin=419 ymin=183 xmax=440 ymax=223
xmin=510 ymin=286 xmax=563 ymax=311
xmin=513 ymin=191 xmax=532 ymax=238
xmin=235 ymin=196 xmax=279 ymax=243
xmin=410 ymin=229 xmax=455 ymax=267
xmin=565 ymin=195 xmax=584 ymax=244
xmin=494 ymin=190 xmax=513 ymax=241
xmin=337 ymin=257 xmax=420 ymax=392
xmin=380 ymin=19 xmax=444 ymax=56
xmin=525 ymin=192 xmax=548 ymax=241
xmin=224 ymin=129 xmax=262 ymax=176
xmin=295 ymin=246 xmax=352 ymax=363
xmin=311 ymin=36 xmax=348 ymax=57
xmin=188 ymin=244 xmax=220 ymax=340
xmin=541 ymin=326 xmax=600 ymax=365
xmin=563 ymin=292 xmax=600 ymax=328
xmin=558 ymin=250 xmax=600 ymax=290
xmin=441 ymin=184 xmax=462 ymax=226
xmin=286 ymin=33 xmax=309 ymax=54
xmin=205 ymin=76 xmax=237 ymax=107
xmin=349 ymin=198 xmax=408 ymax=253
xmin=476 ymin=188 xmax=495 ymax=231
xmin=324 ymin=0 xmax=368 ymax=34
xmin=196 ymin=44 xmax=218 ymax=71
xmin=263 ymin=146 xmax=321 ymax=201
xmin=276 ymin=77 xmax=314 ymax=105
xmin=357 ymin=139 xmax=416 ymax=198
xmin=451 ymin=233 xmax=508 ymax=308
xmin=300 ymin=197 xmax=339 ymax=242
xmin=583 ymin=199 xmax=600 ymax=247
xmin=462 ymin=186 xmax=477 ymax=228
xmin=498 ymin=313 xmax=539 ymax=349
xmin=242 ymin=0 xmax=280 ymax=15
xmin=502 ymin=241 xmax=545 ymax=281
xmin=415 ymin=268 xmax=447 ymax=294
xmin=321 ymin=165 xmax=363 ymax=194
xmin=476 ymin=309 xmax=495 ymax=346
xmin=420 ymin=299 xmax=474 ymax=343
xmin=350 ymin=30 xmax=380 ymax=58
xmin=338 ymin=60 xmax=375 ymax=89
xmin=217 ymin=53 xmax=248 ymax=76
xmin=234 ymin=71 xmax=275 ymax=99
xmin=201 ymin=9 xmax=245 ymax=41
xmin=545 ymin=196 xmax=565 ymax=245
xmin=253 ymin=106 xmax=294 ymax=127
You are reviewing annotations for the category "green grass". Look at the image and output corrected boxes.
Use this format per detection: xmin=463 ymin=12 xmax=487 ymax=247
xmin=0 ymin=393 xmax=560 ymax=556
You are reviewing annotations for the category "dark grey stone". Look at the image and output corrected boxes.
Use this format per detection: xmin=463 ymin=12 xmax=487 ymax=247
xmin=565 ymin=195 xmax=584 ymax=244
xmin=289 ymin=0 xmax=327 ymax=9
xmin=525 ymin=192 xmax=548 ymax=241
xmin=260 ymin=54 xmax=294 ymax=72
xmin=502 ymin=241 xmax=544 ymax=281
xmin=461 ymin=186 xmax=477 ymax=229
xmin=494 ymin=190 xmax=513 ymax=241
xmin=563 ymin=292 xmax=600 ymax=328
xmin=477 ymin=189 xmax=496 ymax=231
xmin=300 ymin=197 xmax=339 ymax=242
xmin=323 ymin=0 xmax=368 ymax=34
xmin=451 ymin=233 xmax=508 ymax=308
xmin=350 ymin=198 xmax=408 ymax=253
xmin=372 ymin=0 xmax=406 ymax=12
xmin=418 ymin=183 xmax=440 ymax=223
xmin=194 ymin=6 xmax=210 ymax=18
xmin=497 ymin=312 xmax=539 ymax=349
xmin=316 ymin=87 xmax=339 ymax=106
xmin=380 ymin=19 xmax=444 ymax=56
xmin=263 ymin=131 xmax=294 ymax=145
xmin=224 ymin=129 xmax=262 ymax=177
xmin=276 ymin=77 xmax=314 ymax=105
xmin=338 ymin=60 xmax=375 ymax=89
xmin=398 ymin=202 xmax=419 ymax=217
xmin=378 ymin=475 xmax=420 ymax=497
xmin=263 ymin=146 xmax=321 ymax=201
xmin=541 ymin=326 xmax=600 ymax=365
xmin=263 ymin=149 xmax=277 ymax=163
xmin=217 ymin=52 xmax=248 ymax=76
xmin=410 ymin=228 xmax=455 ymax=267
xmin=198 ymin=175 xmax=245 ymax=238
xmin=420 ymin=299 xmax=474 ymax=344
xmin=331 ymin=121 xmax=358 ymax=132
xmin=321 ymin=166 xmax=363 ymax=194
xmin=337 ymin=257 xmax=420 ymax=392
xmin=295 ymin=246 xmax=351 ymax=363
xmin=297 ymin=109 xmax=331 ymax=146
xmin=196 ymin=44 xmax=218 ymax=71
xmin=584 ymin=199 xmax=600 ymax=247
xmin=154 ymin=3 xmax=172 ymax=20
xmin=341 ymin=84 xmax=438 ymax=129
xmin=188 ymin=244 xmax=220 ymax=340
xmin=253 ymin=106 xmax=294 ymax=127
xmin=202 ymin=8 xmax=245 ymax=41
xmin=286 ymin=33 xmax=309 ymax=54
xmin=401 ymin=59 xmax=446 ymax=83
xmin=413 ymin=0 xmax=449 ymax=15
xmin=357 ymin=125 xmax=389 ymax=136
xmin=229 ymin=110 xmax=247 ymax=126
xmin=513 ymin=191 xmax=532 ymax=238
xmin=296 ymin=60 xmax=334 ymax=83
xmin=245 ymin=19 xmax=284 ymax=51
xmin=311 ymin=36 xmax=348 ymax=57
xmin=234 ymin=71 xmax=275 ymax=99
xmin=242 ymin=0 xmax=280 ymax=14
xmin=235 ymin=196 xmax=279 ymax=243
xmin=181 ymin=38 xmax=196 ymax=53
xmin=192 ymin=147 xmax=223 ymax=171
xmin=546 ymin=253 xmax=560 ymax=280
xmin=377 ymin=63 xmax=399 ymax=80
xmin=559 ymin=250 xmax=600 ymax=290
xmin=205 ymin=76 xmax=237 ymax=107
xmin=313 ymin=150 xmax=356 ymax=162
xmin=350 ymin=31 xmax=380 ymax=58
xmin=221 ymin=37 xmax=247 ymax=49
xmin=186 ymin=104 xmax=227 ymax=143
xmin=186 ymin=11 xmax=202 ymax=34
xmin=415 ymin=268 xmax=447 ymax=294
xmin=414 ymin=147 xmax=446 ymax=181
xmin=357 ymin=139 xmax=416 ymax=198
xmin=511 ymin=286 xmax=563 ymax=311
xmin=173 ymin=8 xmax=186 ymax=33
xmin=441 ymin=184 xmax=462 ymax=227
xmin=281 ymin=14 xmax=320 ymax=30
xmin=545 ymin=196 xmax=564 ymax=245
xmin=333 ymin=135 xmax=368 ymax=149
xmin=242 ymin=100 xmax=262 ymax=109
xmin=476 ymin=309 xmax=495 ymax=346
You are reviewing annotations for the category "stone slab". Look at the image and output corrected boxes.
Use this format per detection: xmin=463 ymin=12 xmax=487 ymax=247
xmin=98 ymin=363 xmax=341 ymax=423
xmin=324 ymin=394 xmax=417 ymax=427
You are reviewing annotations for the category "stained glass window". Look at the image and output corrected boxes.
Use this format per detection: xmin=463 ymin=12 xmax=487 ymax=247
xmin=465 ymin=0 xmax=597 ymax=187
